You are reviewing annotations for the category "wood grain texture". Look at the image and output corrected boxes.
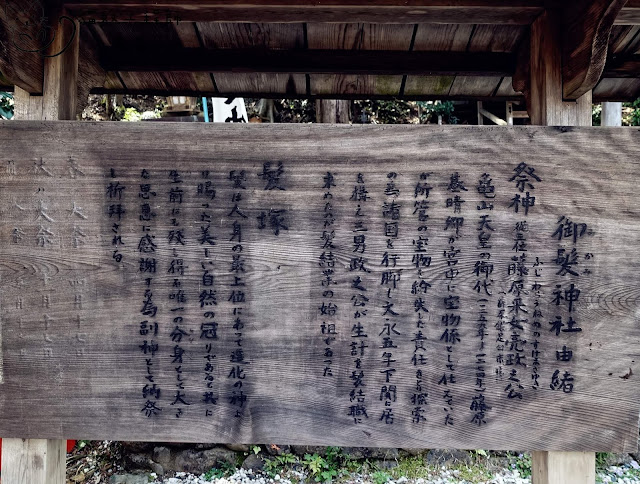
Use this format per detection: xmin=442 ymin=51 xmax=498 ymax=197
xmin=103 ymin=71 xmax=125 ymax=90
xmin=402 ymin=75 xmax=456 ymax=96
xmin=532 ymin=451 xmax=596 ymax=484
xmin=78 ymin=25 xmax=107 ymax=117
xmin=62 ymin=1 xmax=544 ymax=24
xmin=309 ymin=74 xmax=403 ymax=96
xmin=447 ymin=76 xmax=502 ymax=96
xmin=91 ymin=22 xmax=182 ymax=48
xmin=494 ymin=76 xmax=519 ymax=97
xmin=604 ymin=54 xmax=640 ymax=76
xmin=118 ymin=71 xmax=169 ymax=91
xmin=593 ymin=77 xmax=640 ymax=99
xmin=0 ymin=0 xmax=44 ymax=93
xmin=306 ymin=24 xmax=414 ymax=50
xmin=1 ymin=439 xmax=66 ymax=484
xmin=316 ymin=100 xmax=351 ymax=123
xmin=467 ymin=25 xmax=525 ymax=53
xmin=174 ymin=23 xmax=202 ymax=48
xmin=412 ymin=24 xmax=474 ymax=52
xmin=562 ymin=0 xmax=627 ymax=100
xmin=0 ymin=122 xmax=639 ymax=452
xmin=60 ymin=0 xmax=640 ymax=25
xmin=42 ymin=11 xmax=80 ymax=121
xmin=213 ymin=73 xmax=304 ymax=96
xmin=196 ymin=23 xmax=305 ymax=49
xmin=12 ymin=87 xmax=43 ymax=122
xmin=528 ymin=11 xmax=593 ymax=126
xmin=607 ymin=25 xmax=640 ymax=54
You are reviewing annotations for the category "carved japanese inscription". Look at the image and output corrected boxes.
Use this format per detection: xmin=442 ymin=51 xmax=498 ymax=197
xmin=0 ymin=121 xmax=639 ymax=452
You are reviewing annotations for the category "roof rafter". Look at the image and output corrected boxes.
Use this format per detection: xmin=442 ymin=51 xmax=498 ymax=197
xmin=63 ymin=0 xmax=545 ymax=24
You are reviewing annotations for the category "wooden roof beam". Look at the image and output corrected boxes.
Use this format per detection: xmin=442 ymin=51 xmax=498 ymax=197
xmin=614 ymin=0 xmax=640 ymax=23
xmin=0 ymin=0 xmax=45 ymax=93
xmin=603 ymin=53 xmax=640 ymax=76
xmin=62 ymin=0 xmax=544 ymax=24
xmin=514 ymin=1 xmax=626 ymax=102
xmin=562 ymin=0 xmax=628 ymax=100
xmin=99 ymin=48 xmax=515 ymax=77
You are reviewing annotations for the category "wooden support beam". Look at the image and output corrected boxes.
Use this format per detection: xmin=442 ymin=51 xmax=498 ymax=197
xmin=525 ymin=8 xmax=595 ymax=482
xmin=562 ymin=0 xmax=627 ymax=100
xmin=515 ymin=10 xmax=593 ymax=125
xmin=532 ymin=452 xmax=596 ymax=484
xmin=2 ymin=7 xmax=77 ymax=484
xmin=316 ymin=99 xmax=351 ymax=123
xmin=42 ymin=8 xmax=80 ymax=120
xmin=514 ymin=1 xmax=624 ymax=102
xmin=62 ymin=0 xmax=544 ymax=24
xmin=478 ymin=104 xmax=508 ymax=125
xmin=99 ymin=48 xmax=515 ymax=77
xmin=89 ymin=88 xmax=523 ymax=102
xmin=0 ymin=0 xmax=45 ymax=92
xmin=53 ymin=0 xmax=640 ymax=25
xmin=1 ymin=439 xmax=66 ymax=484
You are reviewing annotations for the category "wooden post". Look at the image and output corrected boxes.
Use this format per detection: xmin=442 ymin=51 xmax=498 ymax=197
xmin=1 ymin=439 xmax=66 ymax=484
xmin=601 ymin=101 xmax=622 ymax=126
xmin=316 ymin=99 xmax=351 ymax=123
xmin=528 ymin=11 xmax=592 ymax=127
xmin=532 ymin=452 xmax=596 ymax=484
xmin=42 ymin=8 xmax=80 ymax=120
xmin=3 ymin=7 xmax=78 ymax=484
xmin=526 ymin=9 xmax=595 ymax=484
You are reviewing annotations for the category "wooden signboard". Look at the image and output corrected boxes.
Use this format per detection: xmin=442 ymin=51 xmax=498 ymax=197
xmin=0 ymin=121 xmax=639 ymax=452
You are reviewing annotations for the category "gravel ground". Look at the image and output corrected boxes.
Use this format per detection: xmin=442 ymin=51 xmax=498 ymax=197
xmin=141 ymin=462 xmax=640 ymax=484
xmin=147 ymin=468 xmax=532 ymax=484
xmin=57 ymin=442 xmax=640 ymax=484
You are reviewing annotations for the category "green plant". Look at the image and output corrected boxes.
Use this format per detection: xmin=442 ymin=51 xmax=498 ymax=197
xmin=252 ymin=445 xmax=261 ymax=454
xmin=592 ymin=103 xmax=602 ymax=126
xmin=371 ymin=470 xmax=391 ymax=484
xmin=508 ymin=452 xmax=532 ymax=478
xmin=388 ymin=456 xmax=430 ymax=480
xmin=122 ymin=107 xmax=142 ymax=122
xmin=263 ymin=453 xmax=298 ymax=477
xmin=453 ymin=464 xmax=492 ymax=483
xmin=203 ymin=467 xmax=226 ymax=480
xmin=203 ymin=461 xmax=236 ymax=480
xmin=620 ymin=98 xmax=640 ymax=126
xmin=0 ymin=91 xmax=14 ymax=119
xmin=474 ymin=449 xmax=488 ymax=458
xmin=303 ymin=454 xmax=325 ymax=476
xmin=302 ymin=452 xmax=339 ymax=482
xmin=417 ymin=100 xmax=458 ymax=124
xmin=595 ymin=452 xmax=611 ymax=469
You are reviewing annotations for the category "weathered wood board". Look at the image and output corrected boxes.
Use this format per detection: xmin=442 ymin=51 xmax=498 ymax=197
xmin=0 ymin=121 xmax=639 ymax=452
